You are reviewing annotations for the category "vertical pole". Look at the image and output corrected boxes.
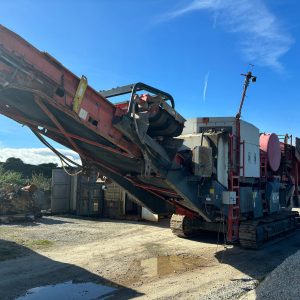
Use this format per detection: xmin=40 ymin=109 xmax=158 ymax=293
xmin=228 ymin=70 xmax=256 ymax=242
xmin=296 ymin=161 xmax=299 ymax=199
xmin=236 ymin=71 xmax=256 ymax=119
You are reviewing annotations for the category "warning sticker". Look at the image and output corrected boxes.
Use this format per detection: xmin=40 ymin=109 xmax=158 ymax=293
xmin=272 ymin=192 xmax=279 ymax=204
xmin=78 ymin=108 xmax=88 ymax=120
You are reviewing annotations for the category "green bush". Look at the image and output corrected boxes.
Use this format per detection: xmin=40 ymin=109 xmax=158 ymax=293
xmin=31 ymin=173 xmax=51 ymax=191
xmin=0 ymin=167 xmax=51 ymax=191
xmin=0 ymin=166 xmax=24 ymax=189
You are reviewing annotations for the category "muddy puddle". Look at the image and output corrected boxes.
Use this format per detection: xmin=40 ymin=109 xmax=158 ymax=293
xmin=17 ymin=281 xmax=117 ymax=299
xmin=140 ymin=254 xmax=210 ymax=277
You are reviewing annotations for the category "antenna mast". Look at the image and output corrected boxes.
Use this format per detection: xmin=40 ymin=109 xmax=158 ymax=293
xmin=236 ymin=68 xmax=257 ymax=119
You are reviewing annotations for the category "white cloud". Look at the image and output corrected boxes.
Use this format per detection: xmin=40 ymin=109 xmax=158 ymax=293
xmin=164 ymin=0 xmax=219 ymax=19
xmin=162 ymin=0 xmax=293 ymax=70
xmin=0 ymin=147 xmax=81 ymax=166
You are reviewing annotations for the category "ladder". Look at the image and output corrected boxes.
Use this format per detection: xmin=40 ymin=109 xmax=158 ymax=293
xmin=259 ymin=150 xmax=269 ymax=213
xmin=260 ymin=151 xmax=267 ymax=178
xmin=227 ymin=124 xmax=244 ymax=242
xmin=227 ymin=174 xmax=241 ymax=241
xmin=296 ymin=161 xmax=299 ymax=206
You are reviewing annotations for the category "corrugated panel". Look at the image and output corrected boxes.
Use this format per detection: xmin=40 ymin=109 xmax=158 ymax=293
xmin=104 ymin=183 xmax=122 ymax=201
xmin=51 ymin=169 xmax=70 ymax=213
xmin=103 ymin=182 xmax=123 ymax=218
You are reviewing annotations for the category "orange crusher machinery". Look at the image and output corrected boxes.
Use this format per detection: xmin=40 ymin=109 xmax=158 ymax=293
xmin=0 ymin=25 xmax=299 ymax=248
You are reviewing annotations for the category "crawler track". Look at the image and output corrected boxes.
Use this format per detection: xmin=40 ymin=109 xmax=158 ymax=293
xmin=239 ymin=211 xmax=299 ymax=249
xmin=171 ymin=212 xmax=299 ymax=249
xmin=170 ymin=214 xmax=195 ymax=238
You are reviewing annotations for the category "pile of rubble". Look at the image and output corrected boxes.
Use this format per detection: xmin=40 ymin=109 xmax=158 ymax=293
xmin=255 ymin=250 xmax=300 ymax=299
xmin=0 ymin=184 xmax=43 ymax=223
xmin=242 ymin=249 xmax=300 ymax=299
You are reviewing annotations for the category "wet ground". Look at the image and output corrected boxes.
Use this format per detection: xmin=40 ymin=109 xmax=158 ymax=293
xmin=140 ymin=254 xmax=211 ymax=278
xmin=17 ymin=281 xmax=116 ymax=300
xmin=1 ymin=216 xmax=299 ymax=299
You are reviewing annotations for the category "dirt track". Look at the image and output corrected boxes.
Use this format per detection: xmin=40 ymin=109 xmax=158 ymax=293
xmin=1 ymin=216 xmax=300 ymax=299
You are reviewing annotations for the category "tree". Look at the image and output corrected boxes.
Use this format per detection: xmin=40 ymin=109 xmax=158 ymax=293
xmin=3 ymin=157 xmax=25 ymax=172
xmin=3 ymin=157 xmax=34 ymax=178
xmin=1 ymin=157 xmax=57 ymax=179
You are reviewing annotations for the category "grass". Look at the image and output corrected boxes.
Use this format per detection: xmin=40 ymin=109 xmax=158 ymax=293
xmin=23 ymin=239 xmax=54 ymax=250
xmin=0 ymin=227 xmax=10 ymax=233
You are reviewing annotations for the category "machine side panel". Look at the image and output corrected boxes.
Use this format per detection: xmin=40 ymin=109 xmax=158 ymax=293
xmin=240 ymin=120 xmax=260 ymax=178
xmin=217 ymin=135 xmax=229 ymax=188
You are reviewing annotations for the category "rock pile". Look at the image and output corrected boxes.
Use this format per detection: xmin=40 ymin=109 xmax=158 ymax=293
xmin=0 ymin=184 xmax=42 ymax=222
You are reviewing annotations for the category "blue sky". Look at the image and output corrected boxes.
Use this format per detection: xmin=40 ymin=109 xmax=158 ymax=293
xmin=0 ymin=0 xmax=299 ymax=164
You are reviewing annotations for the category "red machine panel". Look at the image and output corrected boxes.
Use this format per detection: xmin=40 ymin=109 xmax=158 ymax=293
xmin=260 ymin=133 xmax=281 ymax=172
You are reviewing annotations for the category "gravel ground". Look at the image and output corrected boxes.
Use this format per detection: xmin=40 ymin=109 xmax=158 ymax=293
xmin=1 ymin=216 xmax=300 ymax=299
xmin=241 ymin=250 xmax=300 ymax=300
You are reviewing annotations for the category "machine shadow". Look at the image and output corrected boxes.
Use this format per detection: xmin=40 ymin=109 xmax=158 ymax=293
xmin=215 ymin=229 xmax=300 ymax=281
xmin=188 ymin=230 xmax=227 ymax=245
xmin=0 ymin=239 xmax=143 ymax=300
xmin=5 ymin=217 xmax=75 ymax=227
xmin=55 ymin=214 xmax=172 ymax=229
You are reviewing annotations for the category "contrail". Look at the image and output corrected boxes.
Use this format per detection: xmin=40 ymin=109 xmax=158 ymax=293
xmin=203 ymin=72 xmax=210 ymax=102
xmin=161 ymin=0 xmax=293 ymax=70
